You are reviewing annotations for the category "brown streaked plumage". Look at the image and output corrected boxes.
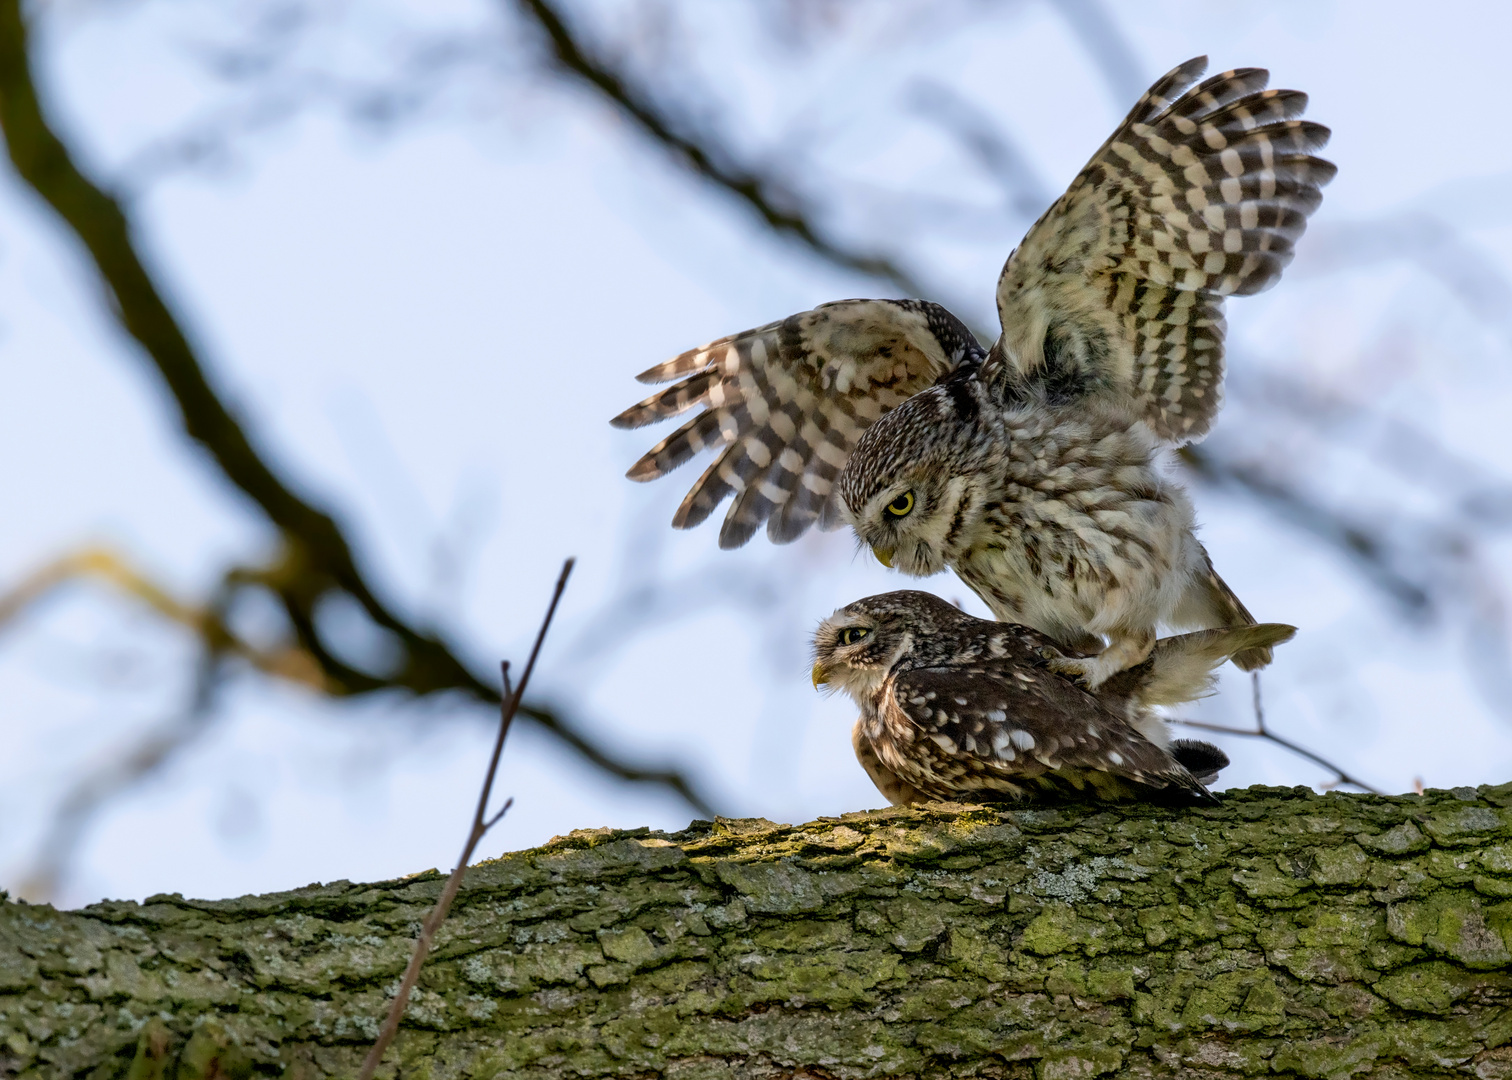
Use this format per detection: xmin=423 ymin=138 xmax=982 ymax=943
xmin=812 ymin=590 xmax=1295 ymax=805
xmin=613 ymin=58 xmax=1331 ymax=685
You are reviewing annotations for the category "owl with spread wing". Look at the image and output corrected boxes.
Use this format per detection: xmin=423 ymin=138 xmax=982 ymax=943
xmin=612 ymin=58 xmax=1333 ymax=686
xmin=811 ymin=590 xmax=1295 ymax=805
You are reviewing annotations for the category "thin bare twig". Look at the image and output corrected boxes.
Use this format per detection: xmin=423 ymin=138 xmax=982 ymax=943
xmin=358 ymin=557 xmax=573 ymax=1080
xmin=1171 ymin=673 xmax=1384 ymax=795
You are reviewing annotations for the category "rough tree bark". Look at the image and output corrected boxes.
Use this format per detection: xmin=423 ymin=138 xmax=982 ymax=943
xmin=4 ymin=785 xmax=1512 ymax=1080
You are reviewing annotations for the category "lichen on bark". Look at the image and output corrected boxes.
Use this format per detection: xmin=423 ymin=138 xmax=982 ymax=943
xmin=4 ymin=784 xmax=1512 ymax=1079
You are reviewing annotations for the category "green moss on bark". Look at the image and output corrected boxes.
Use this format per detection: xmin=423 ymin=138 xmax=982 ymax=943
xmin=4 ymin=785 xmax=1512 ymax=1079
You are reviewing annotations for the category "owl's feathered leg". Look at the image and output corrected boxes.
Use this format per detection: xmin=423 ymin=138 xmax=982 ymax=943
xmin=1045 ymin=626 xmax=1156 ymax=690
xmin=1107 ymin=623 xmax=1299 ymax=705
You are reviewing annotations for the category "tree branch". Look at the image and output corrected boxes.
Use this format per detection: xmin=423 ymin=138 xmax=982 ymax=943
xmin=0 ymin=0 xmax=717 ymax=819
xmin=8 ymin=787 xmax=1512 ymax=1078
xmin=1171 ymin=673 xmax=1386 ymax=796
xmin=12 ymin=647 xmax=225 ymax=903
xmin=514 ymin=0 xmax=931 ymax=298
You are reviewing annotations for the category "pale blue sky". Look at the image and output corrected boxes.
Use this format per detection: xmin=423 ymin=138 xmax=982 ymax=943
xmin=4 ymin=0 xmax=1512 ymax=906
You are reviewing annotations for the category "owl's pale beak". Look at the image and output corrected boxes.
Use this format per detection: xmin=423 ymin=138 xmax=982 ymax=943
xmin=872 ymin=546 xmax=895 ymax=569
xmin=811 ymin=661 xmax=830 ymax=689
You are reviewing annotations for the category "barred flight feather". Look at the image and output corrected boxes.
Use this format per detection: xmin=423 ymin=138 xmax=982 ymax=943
xmin=611 ymin=299 xmax=976 ymax=547
xmin=610 ymin=56 xmax=1331 ymax=688
xmin=992 ymin=56 xmax=1335 ymax=443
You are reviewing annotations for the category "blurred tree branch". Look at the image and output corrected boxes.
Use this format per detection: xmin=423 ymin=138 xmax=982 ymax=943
xmin=12 ymin=645 xmax=224 ymax=903
xmin=1179 ymin=445 xmax=1435 ymax=615
xmin=515 ymin=0 xmax=931 ymax=298
xmin=0 ymin=0 xmax=716 ymax=819
xmin=7 ymin=0 xmax=1512 ymax=888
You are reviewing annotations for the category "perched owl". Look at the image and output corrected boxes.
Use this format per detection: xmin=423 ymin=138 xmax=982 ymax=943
xmin=612 ymin=58 xmax=1333 ymax=686
xmin=811 ymin=590 xmax=1295 ymax=805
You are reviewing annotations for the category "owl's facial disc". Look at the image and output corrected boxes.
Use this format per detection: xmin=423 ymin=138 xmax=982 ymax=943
xmin=855 ymin=475 xmax=975 ymax=579
xmin=811 ymin=610 xmax=911 ymax=699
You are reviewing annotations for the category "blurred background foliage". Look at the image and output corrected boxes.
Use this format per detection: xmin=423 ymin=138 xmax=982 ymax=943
xmin=3 ymin=0 xmax=1512 ymax=907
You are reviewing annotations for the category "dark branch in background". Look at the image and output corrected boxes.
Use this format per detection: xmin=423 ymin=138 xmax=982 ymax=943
xmin=358 ymin=558 xmax=572 ymax=1080
xmin=0 ymin=0 xmax=716 ymax=819
xmin=1048 ymin=0 xmax=1147 ymax=103
xmin=514 ymin=0 xmax=930 ymax=298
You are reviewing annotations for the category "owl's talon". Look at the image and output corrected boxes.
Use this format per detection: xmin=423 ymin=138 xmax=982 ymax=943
xmin=1045 ymin=654 xmax=1095 ymax=686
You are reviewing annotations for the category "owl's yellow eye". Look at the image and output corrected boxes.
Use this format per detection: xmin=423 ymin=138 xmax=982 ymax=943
xmin=886 ymin=491 xmax=915 ymax=518
xmin=838 ymin=627 xmax=870 ymax=646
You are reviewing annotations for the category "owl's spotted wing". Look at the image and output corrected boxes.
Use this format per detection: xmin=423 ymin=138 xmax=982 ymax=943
xmin=611 ymin=299 xmax=983 ymax=548
xmin=891 ymin=664 xmax=1203 ymax=797
xmin=992 ymin=57 xmax=1335 ymax=442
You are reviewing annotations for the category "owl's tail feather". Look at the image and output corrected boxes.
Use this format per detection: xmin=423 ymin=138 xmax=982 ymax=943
xmin=1203 ymin=569 xmax=1275 ymax=671
xmin=1169 ymin=739 xmax=1231 ymax=786
xmin=1171 ymin=547 xmax=1276 ymax=670
xmin=1135 ymin=623 xmax=1298 ymax=707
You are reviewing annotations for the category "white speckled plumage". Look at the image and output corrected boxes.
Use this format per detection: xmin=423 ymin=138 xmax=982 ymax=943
xmin=812 ymin=591 xmax=1296 ymax=805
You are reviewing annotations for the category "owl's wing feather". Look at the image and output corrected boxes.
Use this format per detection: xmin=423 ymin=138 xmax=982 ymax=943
xmin=992 ymin=57 xmax=1335 ymax=442
xmin=892 ymin=664 xmax=1203 ymax=795
xmin=611 ymin=299 xmax=983 ymax=548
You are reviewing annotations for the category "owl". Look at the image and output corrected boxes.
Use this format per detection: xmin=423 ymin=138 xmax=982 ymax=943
xmin=611 ymin=58 xmax=1333 ymax=687
xmin=811 ymin=590 xmax=1295 ymax=805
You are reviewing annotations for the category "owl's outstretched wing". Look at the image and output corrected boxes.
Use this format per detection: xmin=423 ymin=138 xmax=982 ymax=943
xmin=991 ymin=57 xmax=1335 ymax=442
xmin=892 ymin=664 xmax=1205 ymax=797
xmin=611 ymin=299 xmax=983 ymax=548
